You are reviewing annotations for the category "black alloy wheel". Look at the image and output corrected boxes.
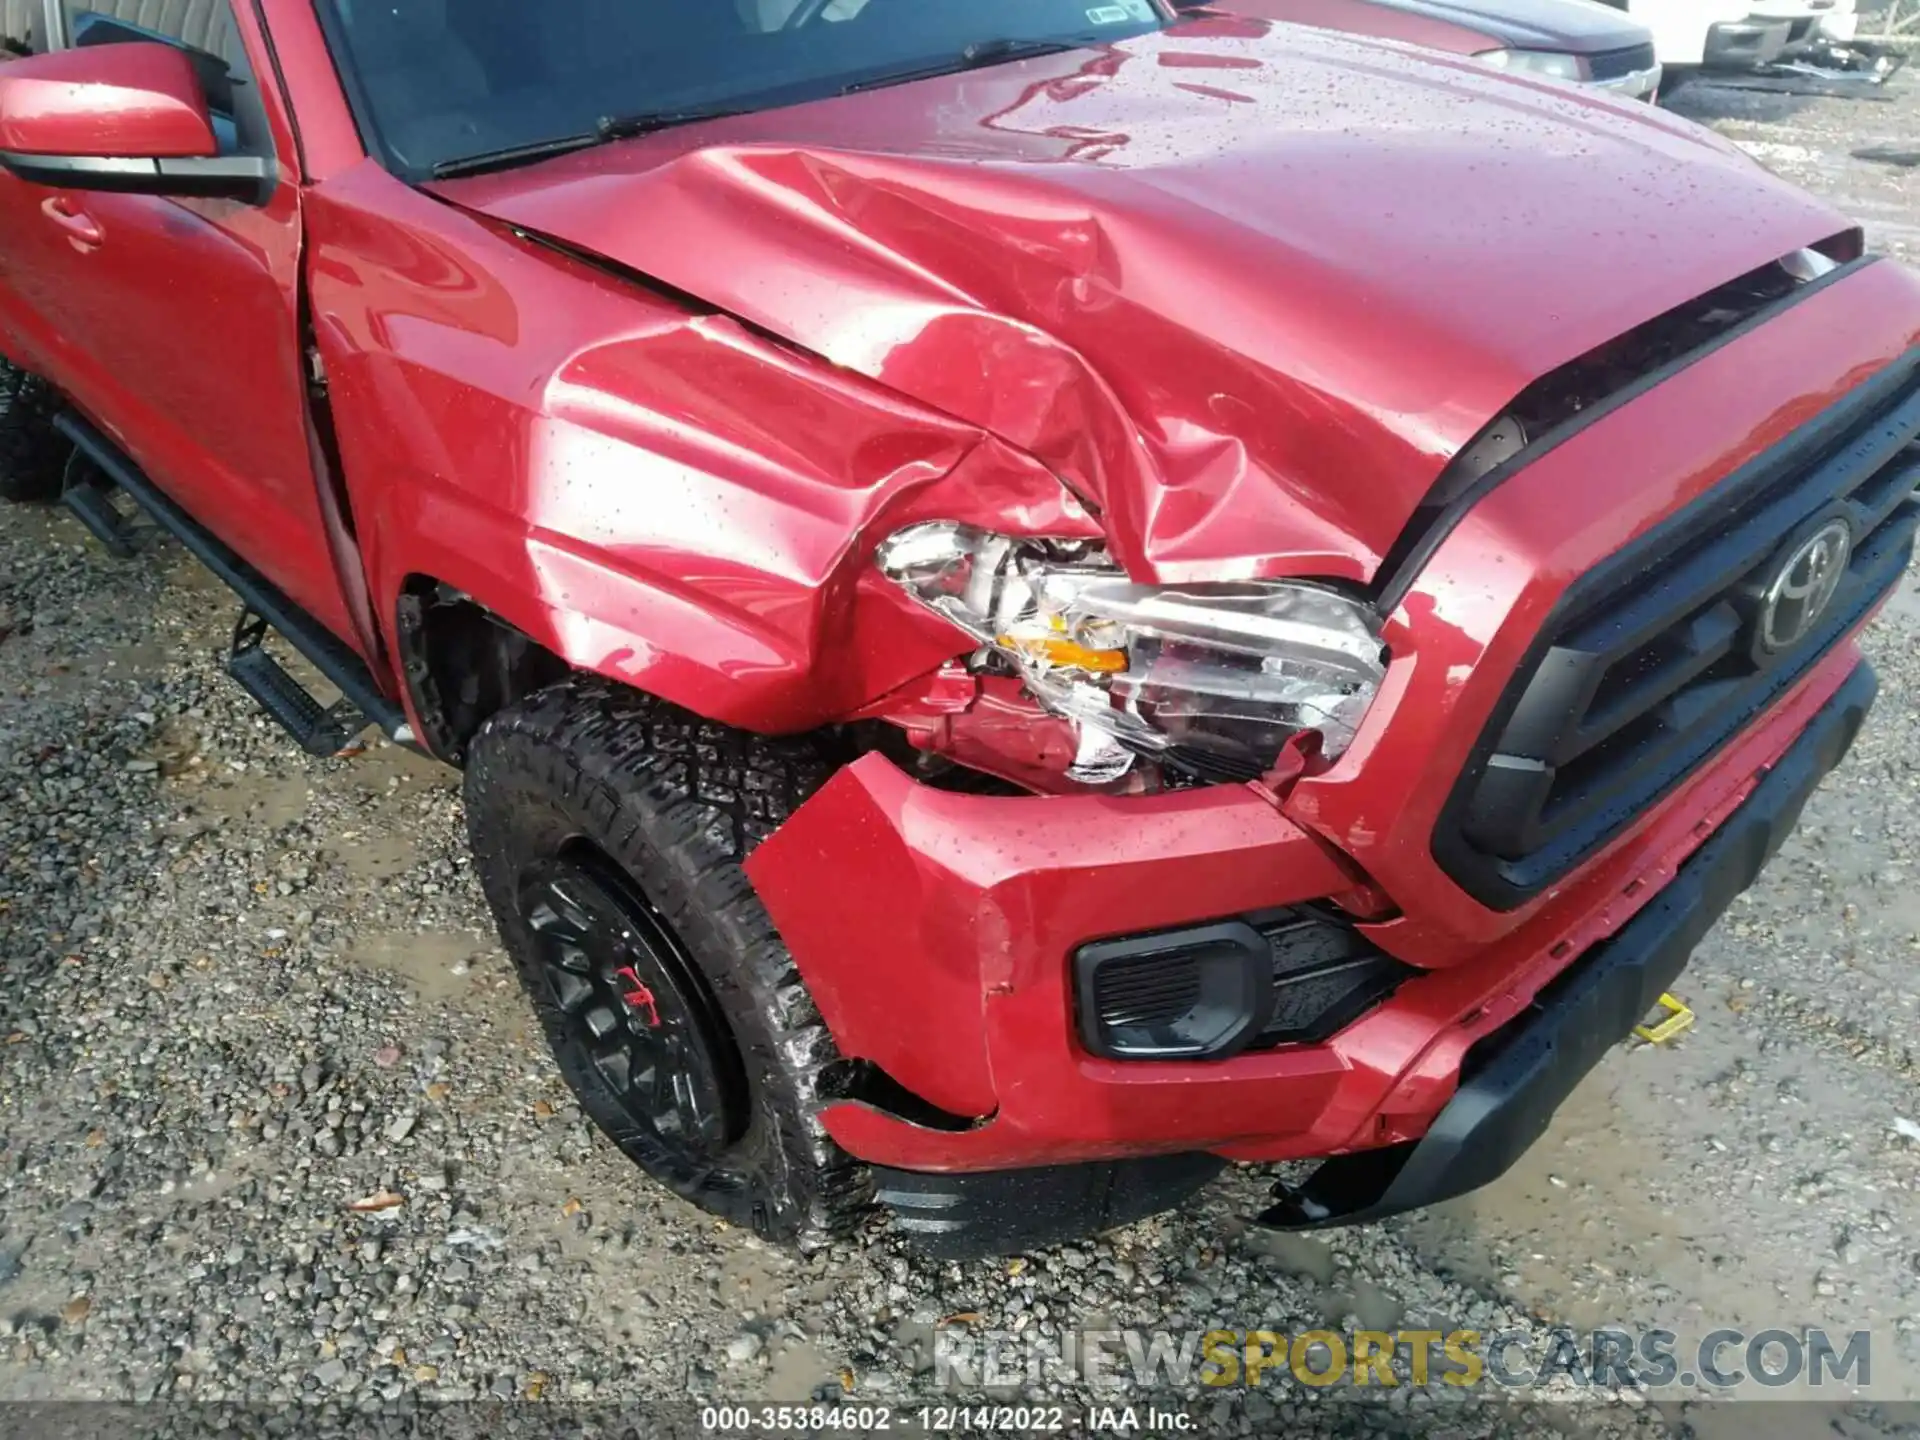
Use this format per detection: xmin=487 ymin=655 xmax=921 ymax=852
xmin=518 ymin=852 xmax=747 ymax=1183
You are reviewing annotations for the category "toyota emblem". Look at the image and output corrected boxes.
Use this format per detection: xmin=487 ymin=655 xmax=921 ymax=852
xmin=1757 ymin=519 xmax=1852 ymax=654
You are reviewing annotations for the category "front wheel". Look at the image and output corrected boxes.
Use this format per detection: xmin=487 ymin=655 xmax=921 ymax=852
xmin=463 ymin=678 xmax=871 ymax=1245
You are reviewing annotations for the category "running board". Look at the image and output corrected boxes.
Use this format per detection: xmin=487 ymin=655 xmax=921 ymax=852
xmin=53 ymin=412 xmax=407 ymax=750
xmin=229 ymin=608 xmax=373 ymax=757
xmin=61 ymin=451 xmax=138 ymax=559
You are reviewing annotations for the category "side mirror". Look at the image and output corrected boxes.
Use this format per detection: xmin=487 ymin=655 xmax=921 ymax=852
xmin=0 ymin=42 xmax=272 ymax=202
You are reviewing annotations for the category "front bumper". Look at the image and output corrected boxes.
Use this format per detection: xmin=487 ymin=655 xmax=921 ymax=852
xmin=1261 ymin=661 xmax=1875 ymax=1228
xmin=746 ymin=635 xmax=1871 ymax=1175
xmin=1704 ymin=17 xmax=1793 ymax=68
xmin=1750 ymin=0 xmax=1858 ymax=43
xmin=1588 ymin=62 xmax=1663 ymax=100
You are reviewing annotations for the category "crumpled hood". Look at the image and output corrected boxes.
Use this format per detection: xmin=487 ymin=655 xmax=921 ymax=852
xmin=432 ymin=15 xmax=1851 ymax=584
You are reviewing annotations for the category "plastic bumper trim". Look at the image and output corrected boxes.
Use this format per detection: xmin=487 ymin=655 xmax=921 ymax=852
xmin=1259 ymin=660 xmax=1876 ymax=1230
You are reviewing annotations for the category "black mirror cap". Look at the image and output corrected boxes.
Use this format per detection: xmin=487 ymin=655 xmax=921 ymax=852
xmin=0 ymin=151 xmax=275 ymax=204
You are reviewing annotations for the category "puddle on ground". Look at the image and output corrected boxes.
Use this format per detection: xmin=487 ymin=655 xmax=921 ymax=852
xmin=767 ymin=1336 xmax=837 ymax=1404
xmin=1243 ymin=1229 xmax=1337 ymax=1286
xmin=722 ymin=1245 xmax=796 ymax=1317
xmin=174 ymin=772 xmax=314 ymax=832
xmin=143 ymin=717 xmax=205 ymax=778
xmin=33 ymin=640 xmax=167 ymax=696
xmin=1242 ymin=1228 xmax=1406 ymax=1330
xmin=333 ymin=740 xmax=456 ymax=799
xmin=347 ymin=930 xmax=495 ymax=1003
xmin=1395 ymin=1061 xmax=1701 ymax=1333
xmin=329 ymin=828 xmax=424 ymax=881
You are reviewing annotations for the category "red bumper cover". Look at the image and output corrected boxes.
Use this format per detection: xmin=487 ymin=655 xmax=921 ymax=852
xmin=745 ymin=642 xmax=1866 ymax=1173
xmin=745 ymin=262 xmax=1920 ymax=1176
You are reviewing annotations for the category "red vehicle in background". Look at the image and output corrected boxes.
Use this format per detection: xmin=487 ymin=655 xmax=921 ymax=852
xmin=0 ymin=0 xmax=1914 ymax=1255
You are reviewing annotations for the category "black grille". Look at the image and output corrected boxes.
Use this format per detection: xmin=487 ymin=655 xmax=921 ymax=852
xmin=1435 ymin=350 xmax=1920 ymax=910
xmin=1588 ymin=42 xmax=1656 ymax=80
xmin=1092 ymin=952 xmax=1204 ymax=1029
xmin=1246 ymin=912 xmax=1413 ymax=1050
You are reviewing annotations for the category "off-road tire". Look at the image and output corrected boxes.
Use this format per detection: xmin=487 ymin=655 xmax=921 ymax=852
xmin=0 ymin=356 xmax=67 ymax=503
xmin=464 ymin=677 xmax=872 ymax=1245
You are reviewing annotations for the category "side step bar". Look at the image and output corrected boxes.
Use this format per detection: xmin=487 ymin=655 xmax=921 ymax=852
xmin=53 ymin=412 xmax=407 ymax=752
xmin=61 ymin=452 xmax=139 ymax=559
xmin=228 ymin=607 xmax=374 ymax=757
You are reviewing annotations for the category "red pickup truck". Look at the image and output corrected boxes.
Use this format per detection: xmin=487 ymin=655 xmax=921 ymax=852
xmin=1 ymin=0 xmax=1915 ymax=1258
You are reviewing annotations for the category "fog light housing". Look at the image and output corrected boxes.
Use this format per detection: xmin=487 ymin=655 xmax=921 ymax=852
xmin=1075 ymin=910 xmax=1416 ymax=1060
xmin=1074 ymin=922 xmax=1273 ymax=1060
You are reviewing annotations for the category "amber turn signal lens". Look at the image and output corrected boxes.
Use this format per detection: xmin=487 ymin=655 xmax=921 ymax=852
xmin=997 ymin=634 xmax=1128 ymax=673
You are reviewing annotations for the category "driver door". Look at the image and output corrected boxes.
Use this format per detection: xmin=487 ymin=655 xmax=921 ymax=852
xmin=0 ymin=0 xmax=367 ymax=646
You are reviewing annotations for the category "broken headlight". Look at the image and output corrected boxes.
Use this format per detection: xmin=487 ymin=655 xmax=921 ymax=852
xmin=876 ymin=523 xmax=1389 ymax=785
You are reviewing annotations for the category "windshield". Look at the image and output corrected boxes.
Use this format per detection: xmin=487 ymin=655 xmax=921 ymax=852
xmin=317 ymin=0 xmax=1169 ymax=179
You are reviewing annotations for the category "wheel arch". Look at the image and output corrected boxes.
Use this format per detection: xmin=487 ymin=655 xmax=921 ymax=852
xmin=387 ymin=550 xmax=896 ymax=765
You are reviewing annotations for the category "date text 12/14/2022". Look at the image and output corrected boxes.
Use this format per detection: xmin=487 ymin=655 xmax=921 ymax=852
xmin=697 ymin=1406 xmax=1193 ymax=1433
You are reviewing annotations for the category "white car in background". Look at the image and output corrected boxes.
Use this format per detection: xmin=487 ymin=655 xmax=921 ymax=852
xmin=1629 ymin=0 xmax=1856 ymax=71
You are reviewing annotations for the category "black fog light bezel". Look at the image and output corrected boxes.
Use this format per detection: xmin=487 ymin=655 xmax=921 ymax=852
xmin=1074 ymin=921 xmax=1275 ymax=1061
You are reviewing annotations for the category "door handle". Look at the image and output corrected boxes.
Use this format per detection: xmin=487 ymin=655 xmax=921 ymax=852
xmin=41 ymin=196 xmax=103 ymax=248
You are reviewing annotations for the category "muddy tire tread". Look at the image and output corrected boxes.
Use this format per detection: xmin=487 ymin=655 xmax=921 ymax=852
xmin=463 ymin=676 xmax=870 ymax=1244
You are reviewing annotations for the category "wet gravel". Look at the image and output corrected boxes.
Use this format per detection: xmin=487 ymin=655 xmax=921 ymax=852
xmin=3 ymin=74 xmax=1920 ymax=1440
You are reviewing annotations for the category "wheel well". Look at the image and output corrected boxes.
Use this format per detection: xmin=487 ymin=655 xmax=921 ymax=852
xmin=395 ymin=578 xmax=570 ymax=765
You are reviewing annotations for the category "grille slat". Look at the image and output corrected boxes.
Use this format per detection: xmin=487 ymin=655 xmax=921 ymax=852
xmin=1246 ymin=913 xmax=1413 ymax=1049
xmin=1436 ymin=352 xmax=1920 ymax=910
xmin=1587 ymin=42 xmax=1656 ymax=79
xmin=1567 ymin=602 xmax=1742 ymax=760
xmin=1094 ymin=957 xmax=1204 ymax=1028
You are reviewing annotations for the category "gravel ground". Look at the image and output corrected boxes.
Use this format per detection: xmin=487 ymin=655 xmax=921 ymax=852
xmin=3 ymin=74 xmax=1920 ymax=1440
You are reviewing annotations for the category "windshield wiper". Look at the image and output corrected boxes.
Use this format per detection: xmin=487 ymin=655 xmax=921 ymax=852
xmin=595 ymin=105 xmax=754 ymax=140
xmin=430 ymin=132 xmax=605 ymax=180
xmin=429 ymin=105 xmax=754 ymax=181
xmin=841 ymin=37 xmax=1078 ymax=95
